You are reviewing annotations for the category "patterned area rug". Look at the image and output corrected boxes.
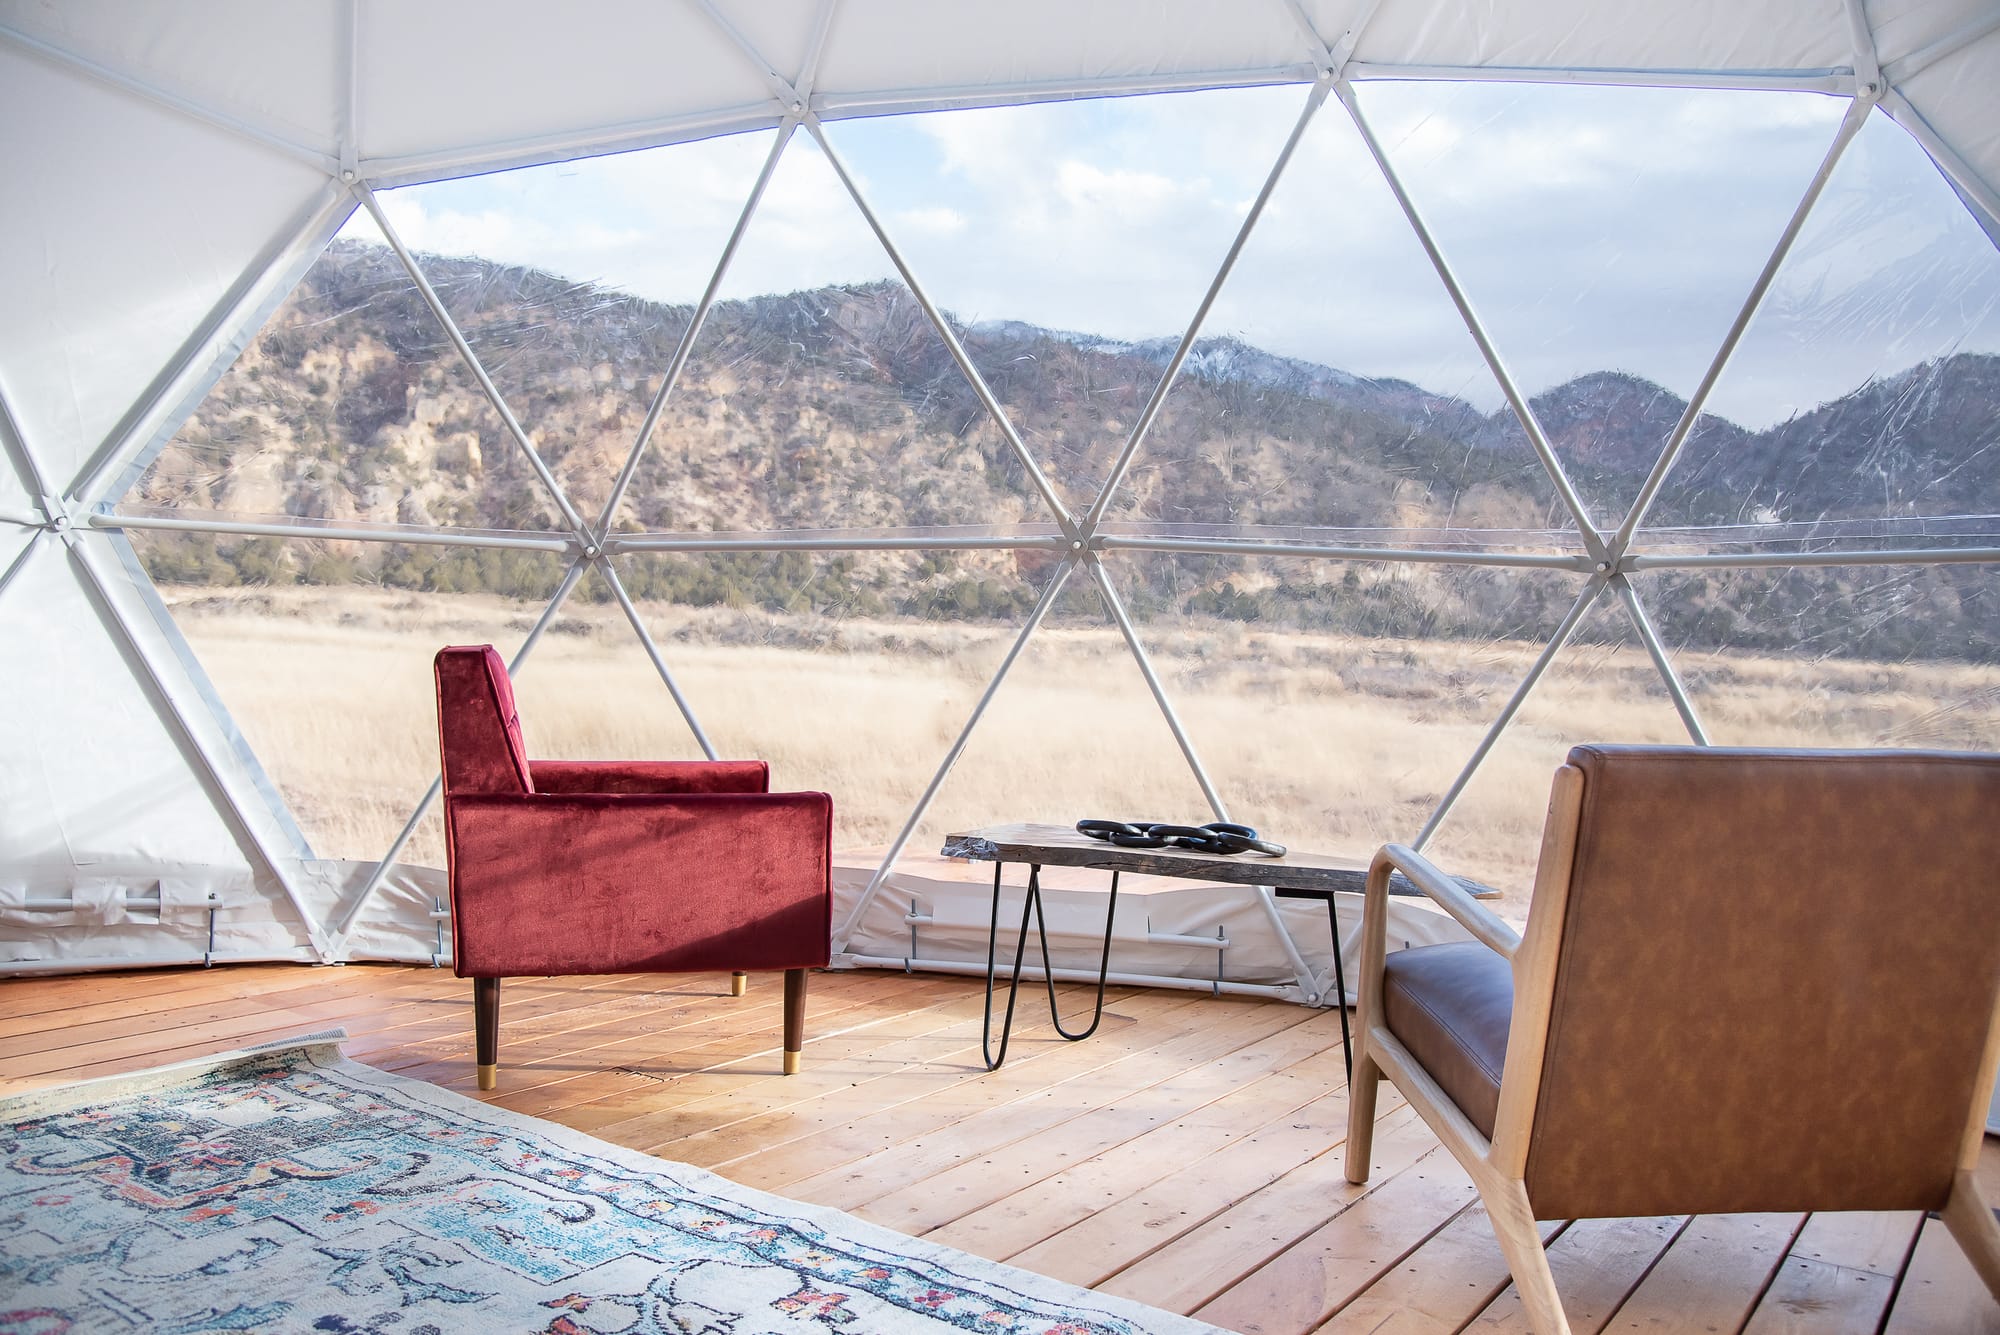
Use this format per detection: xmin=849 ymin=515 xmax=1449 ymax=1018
xmin=0 ymin=1035 xmax=1221 ymax=1335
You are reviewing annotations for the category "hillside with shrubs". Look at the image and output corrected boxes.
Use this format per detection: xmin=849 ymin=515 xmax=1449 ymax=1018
xmin=129 ymin=241 xmax=2000 ymax=662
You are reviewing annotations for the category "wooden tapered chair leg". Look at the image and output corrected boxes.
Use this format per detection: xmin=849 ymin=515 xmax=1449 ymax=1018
xmin=1344 ymin=1044 xmax=1382 ymax=1184
xmin=782 ymin=968 xmax=807 ymax=1074
xmin=474 ymin=976 xmax=500 ymax=1091
xmin=1481 ymin=1176 xmax=1571 ymax=1335
xmin=1943 ymin=1170 xmax=2000 ymax=1300
xmin=731 ymin=971 xmax=748 ymax=997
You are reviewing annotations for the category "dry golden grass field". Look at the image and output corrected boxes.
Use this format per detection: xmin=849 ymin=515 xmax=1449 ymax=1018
xmin=160 ymin=583 xmax=2000 ymax=908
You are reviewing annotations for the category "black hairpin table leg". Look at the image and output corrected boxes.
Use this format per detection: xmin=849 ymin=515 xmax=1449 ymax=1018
xmin=1035 ymin=866 xmax=1117 ymax=1040
xmin=982 ymin=860 xmax=1039 ymax=1071
xmin=1325 ymin=900 xmax=1352 ymax=1084
xmin=983 ymin=862 xmax=1121 ymax=1069
xmin=1273 ymin=885 xmax=1354 ymax=1083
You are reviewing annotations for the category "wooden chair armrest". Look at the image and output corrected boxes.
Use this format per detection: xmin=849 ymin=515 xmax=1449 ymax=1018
xmin=1369 ymin=843 xmax=1521 ymax=960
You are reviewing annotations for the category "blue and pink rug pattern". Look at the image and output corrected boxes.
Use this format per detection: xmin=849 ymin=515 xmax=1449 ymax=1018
xmin=0 ymin=1037 xmax=1219 ymax=1335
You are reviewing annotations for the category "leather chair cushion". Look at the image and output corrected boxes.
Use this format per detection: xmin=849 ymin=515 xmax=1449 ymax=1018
xmin=1382 ymin=941 xmax=1513 ymax=1140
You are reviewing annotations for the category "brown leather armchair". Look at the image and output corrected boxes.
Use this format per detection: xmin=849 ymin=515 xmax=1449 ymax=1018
xmin=1345 ymin=745 xmax=2000 ymax=1333
xmin=435 ymin=645 xmax=833 ymax=1090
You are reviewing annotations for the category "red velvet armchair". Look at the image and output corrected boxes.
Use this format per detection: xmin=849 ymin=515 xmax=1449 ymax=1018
xmin=435 ymin=645 xmax=832 ymax=1090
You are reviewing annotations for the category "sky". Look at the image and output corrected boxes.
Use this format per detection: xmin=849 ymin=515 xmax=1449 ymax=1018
xmin=350 ymin=80 xmax=2000 ymax=430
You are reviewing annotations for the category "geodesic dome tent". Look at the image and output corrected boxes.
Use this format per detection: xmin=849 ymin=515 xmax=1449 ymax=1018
xmin=4 ymin=0 xmax=1999 ymax=994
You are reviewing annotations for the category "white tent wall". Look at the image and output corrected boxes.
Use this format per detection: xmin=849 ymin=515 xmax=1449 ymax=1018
xmin=1888 ymin=20 xmax=2000 ymax=240
xmin=1344 ymin=0 xmax=1855 ymax=73
xmin=1 ymin=0 xmax=1996 ymax=986
xmin=0 ymin=0 xmax=346 ymax=150
xmin=0 ymin=409 xmax=30 ymax=519
xmin=353 ymin=2 xmax=769 ymax=171
xmin=810 ymin=1 xmax=1315 ymax=97
xmin=0 ymin=18 xmax=361 ymax=973
xmin=0 ymin=532 xmax=322 ymax=971
xmin=0 ymin=43 xmax=335 ymax=508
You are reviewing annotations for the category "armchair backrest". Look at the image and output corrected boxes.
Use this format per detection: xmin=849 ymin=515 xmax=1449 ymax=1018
xmin=1519 ymin=745 xmax=2000 ymax=1221
xmin=434 ymin=645 xmax=534 ymax=795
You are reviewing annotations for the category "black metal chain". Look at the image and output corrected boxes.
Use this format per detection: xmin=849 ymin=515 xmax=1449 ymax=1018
xmin=1075 ymin=818 xmax=1286 ymax=857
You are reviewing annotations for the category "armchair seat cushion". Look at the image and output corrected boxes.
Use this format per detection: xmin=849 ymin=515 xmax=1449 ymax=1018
xmin=1382 ymin=942 xmax=1512 ymax=1140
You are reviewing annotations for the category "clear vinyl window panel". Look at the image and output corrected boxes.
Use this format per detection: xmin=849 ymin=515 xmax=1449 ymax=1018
xmin=1641 ymin=564 xmax=2000 ymax=750
xmin=83 ymin=81 xmax=2000 ymax=928
xmin=1134 ymin=80 xmax=1572 ymax=544
xmin=1651 ymin=108 xmax=2000 ymax=539
xmin=1418 ymin=589 xmax=1693 ymax=900
xmin=127 ymin=206 xmax=573 ymax=560
xmin=1094 ymin=549 xmax=1581 ymax=896
xmin=375 ymin=132 xmax=784 ymax=526
xmin=606 ymin=549 xmax=1025 ymax=859
xmin=123 ymin=536 xmax=569 ymax=866
xmin=893 ymin=567 xmax=1217 ymax=878
xmin=1352 ymin=80 xmax=1849 ymax=526
xmin=634 ymin=130 xmax=1050 ymax=534
xmin=824 ymin=86 xmax=1312 ymax=515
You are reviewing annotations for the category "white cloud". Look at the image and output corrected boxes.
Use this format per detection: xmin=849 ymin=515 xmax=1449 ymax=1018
xmin=894 ymin=206 xmax=968 ymax=237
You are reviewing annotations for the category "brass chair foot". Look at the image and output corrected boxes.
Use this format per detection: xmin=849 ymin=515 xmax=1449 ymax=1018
xmin=731 ymin=972 xmax=748 ymax=997
xmin=477 ymin=1063 xmax=497 ymax=1091
xmin=783 ymin=1049 xmax=801 ymax=1075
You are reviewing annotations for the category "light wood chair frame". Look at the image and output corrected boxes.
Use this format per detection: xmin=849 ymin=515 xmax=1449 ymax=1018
xmin=1342 ymin=763 xmax=2000 ymax=1334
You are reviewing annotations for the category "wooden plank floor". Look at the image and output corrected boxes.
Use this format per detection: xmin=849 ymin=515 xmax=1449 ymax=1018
xmin=4 ymin=962 xmax=1997 ymax=1333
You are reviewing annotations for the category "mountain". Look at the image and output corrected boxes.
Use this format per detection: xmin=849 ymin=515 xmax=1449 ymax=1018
xmin=130 ymin=242 xmax=2000 ymax=661
xmin=1669 ymin=354 xmax=2000 ymax=528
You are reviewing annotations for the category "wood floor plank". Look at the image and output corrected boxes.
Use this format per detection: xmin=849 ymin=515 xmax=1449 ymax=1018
xmin=1742 ymin=1210 xmax=1927 ymax=1335
xmin=0 ymin=961 xmax=345 ymax=1018
xmin=1092 ymin=1108 xmax=1440 ymax=1315
xmin=716 ymin=990 xmax=1218 ymax=1190
xmin=1743 ymin=1256 xmax=1899 ymax=1334
xmin=1190 ymin=1149 xmax=1481 ymax=1335
xmin=584 ymin=978 xmax=1012 ymax=1133
xmin=357 ymin=973 xmax=796 ymax=1091
xmin=556 ymin=973 xmax=978 ymax=1134
xmin=1786 ymin=1210 xmax=1928 ymax=1280
xmin=440 ymin=975 xmax=907 ymax=1108
xmin=925 ymin=1040 xmax=1351 ymax=1262
xmin=623 ymin=983 xmax=1132 ymax=1167
xmin=0 ymin=962 xmax=1960 ymax=1331
xmin=1880 ymin=1216 xmax=2000 ymax=1333
xmin=1313 ymin=1203 xmax=1561 ymax=1334
xmin=780 ymin=997 xmax=1309 ymax=1214
xmin=853 ymin=1007 xmax=1340 ymax=1236
xmin=0 ymin=964 xmax=509 ymax=1060
xmin=1002 ymin=1088 xmax=1409 ymax=1290
xmin=1461 ymin=1215 xmax=1685 ymax=1334
xmin=1607 ymin=1213 xmax=1804 ymax=1333
xmin=0 ymin=964 xmax=384 ymax=1044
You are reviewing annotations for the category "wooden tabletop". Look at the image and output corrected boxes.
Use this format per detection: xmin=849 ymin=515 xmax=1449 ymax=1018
xmin=940 ymin=822 xmax=1502 ymax=899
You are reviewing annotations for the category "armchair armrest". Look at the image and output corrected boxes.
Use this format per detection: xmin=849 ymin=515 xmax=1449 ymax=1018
xmin=447 ymin=789 xmax=830 ymax=978
xmin=529 ymin=759 xmax=770 ymax=795
xmin=1369 ymin=843 xmax=1521 ymax=960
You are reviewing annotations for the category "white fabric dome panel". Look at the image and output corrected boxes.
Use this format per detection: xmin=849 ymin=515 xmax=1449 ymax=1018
xmin=355 ymin=0 xmax=770 ymax=166
xmin=0 ymin=541 xmax=313 ymax=955
xmin=712 ymin=0 xmax=825 ymax=96
xmin=0 ymin=418 xmax=31 ymax=516
xmin=1868 ymin=0 xmax=1995 ymax=69
xmin=815 ymin=0 xmax=1313 ymax=100
xmin=0 ymin=530 xmax=339 ymax=970
xmin=0 ymin=45 xmax=331 ymax=499
xmin=1336 ymin=0 xmax=1852 ymax=73
xmin=1896 ymin=29 xmax=2000 ymax=223
xmin=0 ymin=0 xmax=343 ymax=150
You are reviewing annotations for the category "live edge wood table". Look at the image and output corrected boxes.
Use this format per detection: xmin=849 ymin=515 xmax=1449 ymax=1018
xmin=940 ymin=822 xmax=1502 ymax=1076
